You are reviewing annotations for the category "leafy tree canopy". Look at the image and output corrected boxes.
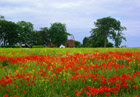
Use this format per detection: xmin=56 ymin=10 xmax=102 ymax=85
xmin=0 ymin=15 xmax=5 ymax=20
xmin=17 ymin=21 xmax=34 ymax=44
xmin=49 ymin=22 xmax=70 ymax=47
xmin=90 ymin=16 xmax=126 ymax=47
xmin=0 ymin=20 xmax=19 ymax=45
xmin=74 ymin=40 xmax=81 ymax=47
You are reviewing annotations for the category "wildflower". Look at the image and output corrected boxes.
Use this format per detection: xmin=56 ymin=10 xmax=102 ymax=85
xmin=3 ymin=94 xmax=8 ymax=97
xmin=85 ymin=91 xmax=90 ymax=95
xmin=27 ymin=83 xmax=30 ymax=85
xmin=76 ymin=92 xmax=81 ymax=96
xmin=14 ymin=96 xmax=19 ymax=97
xmin=61 ymin=82 xmax=63 ymax=85
xmin=134 ymin=85 xmax=138 ymax=89
xmin=33 ymin=75 xmax=36 ymax=79
xmin=105 ymin=93 xmax=110 ymax=96
xmin=23 ymin=90 xmax=26 ymax=93
xmin=123 ymin=84 xmax=128 ymax=88
xmin=114 ymin=91 xmax=117 ymax=95
xmin=82 ymin=88 xmax=86 ymax=91
xmin=74 ymin=90 xmax=78 ymax=93
xmin=115 ymin=84 xmax=121 ymax=87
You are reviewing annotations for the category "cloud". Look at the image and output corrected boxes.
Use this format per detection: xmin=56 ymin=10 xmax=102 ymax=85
xmin=0 ymin=0 xmax=140 ymax=47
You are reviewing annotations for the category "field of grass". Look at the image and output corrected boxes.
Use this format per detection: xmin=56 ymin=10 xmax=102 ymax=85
xmin=0 ymin=48 xmax=140 ymax=97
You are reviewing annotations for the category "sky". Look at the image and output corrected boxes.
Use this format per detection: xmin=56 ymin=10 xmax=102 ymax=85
xmin=0 ymin=0 xmax=140 ymax=47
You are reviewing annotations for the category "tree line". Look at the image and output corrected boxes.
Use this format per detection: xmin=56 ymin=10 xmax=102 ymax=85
xmin=83 ymin=17 xmax=126 ymax=47
xmin=0 ymin=15 xmax=71 ymax=47
xmin=0 ymin=15 xmax=126 ymax=48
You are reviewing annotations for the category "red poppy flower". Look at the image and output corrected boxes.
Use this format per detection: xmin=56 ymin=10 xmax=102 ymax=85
xmin=14 ymin=96 xmax=19 ymax=97
xmin=23 ymin=90 xmax=26 ymax=93
xmin=114 ymin=91 xmax=117 ymax=95
xmin=74 ymin=90 xmax=78 ymax=93
xmin=134 ymin=85 xmax=138 ymax=89
xmin=105 ymin=93 xmax=110 ymax=96
xmin=3 ymin=94 xmax=8 ymax=97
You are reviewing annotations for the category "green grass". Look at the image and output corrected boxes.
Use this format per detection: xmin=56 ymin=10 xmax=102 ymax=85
xmin=0 ymin=48 xmax=140 ymax=97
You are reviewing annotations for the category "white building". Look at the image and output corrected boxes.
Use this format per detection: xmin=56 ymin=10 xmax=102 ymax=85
xmin=59 ymin=44 xmax=65 ymax=48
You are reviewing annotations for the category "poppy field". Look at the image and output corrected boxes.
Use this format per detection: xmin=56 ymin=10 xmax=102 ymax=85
xmin=0 ymin=48 xmax=140 ymax=97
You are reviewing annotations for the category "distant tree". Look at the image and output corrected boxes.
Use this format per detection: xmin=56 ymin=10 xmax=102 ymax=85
xmin=29 ymin=30 xmax=39 ymax=45
xmin=83 ymin=35 xmax=107 ymax=47
xmin=39 ymin=27 xmax=50 ymax=45
xmin=89 ymin=31 xmax=106 ymax=47
xmin=74 ymin=40 xmax=81 ymax=47
xmin=49 ymin=22 xmax=70 ymax=47
xmin=83 ymin=37 xmax=90 ymax=47
xmin=106 ymin=42 xmax=114 ymax=47
xmin=94 ymin=37 xmax=105 ymax=47
xmin=30 ymin=27 xmax=50 ymax=46
xmin=0 ymin=20 xmax=19 ymax=45
xmin=83 ymin=37 xmax=94 ymax=47
xmin=17 ymin=21 xmax=34 ymax=44
xmin=0 ymin=15 xmax=5 ymax=20
xmin=91 ymin=16 xmax=126 ymax=47
xmin=114 ymin=28 xmax=127 ymax=47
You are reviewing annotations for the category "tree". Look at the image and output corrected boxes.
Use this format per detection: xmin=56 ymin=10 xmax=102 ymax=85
xmin=30 ymin=27 xmax=50 ymax=46
xmin=83 ymin=37 xmax=94 ymax=47
xmin=114 ymin=27 xmax=127 ymax=47
xmin=89 ymin=31 xmax=106 ymax=47
xmin=17 ymin=21 xmax=34 ymax=44
xmin=29 ymin=30 xmax=39 ymax=45
xmin=49 ymin=22 xmax=70 ymax=47
xmin=91 ymin=16 xmax=126 ymax=47
xmin=83 ymin=37 xmax=90 ymax=47
xmin=74 ymin=40 xmax=81 ymax=47
xmin=106 ymin=42 xmax=114 ymax=47
xmin=39 ymin=27 xmax=50 ymax=45
xmin=0 ymin=15 xmax=5 ymax=20
xmin=0 ymin=20 xmax=19 ymax=45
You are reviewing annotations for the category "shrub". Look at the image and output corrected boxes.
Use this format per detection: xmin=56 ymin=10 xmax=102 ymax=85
xmin=1 ymin=45 xmax=21 ymax=48
xmin=32 ymin=45 xmax=45 ymax=48
xmin=1 ymin=60 xmax=10 ymax=67
xmin=106 ymin=42 xmax=114 ymax=47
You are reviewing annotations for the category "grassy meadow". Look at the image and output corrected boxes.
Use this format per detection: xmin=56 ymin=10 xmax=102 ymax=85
xmin=0 ymin=48 xmax=140 ymax=97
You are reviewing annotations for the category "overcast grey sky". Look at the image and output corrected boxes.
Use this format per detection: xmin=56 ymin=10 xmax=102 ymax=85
xmin=0 ymin=0 xmax=140 ymax=47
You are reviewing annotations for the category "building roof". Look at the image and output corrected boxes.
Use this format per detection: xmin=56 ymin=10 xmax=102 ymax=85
xmin=66 ymin=40 xmax=75 ymax=47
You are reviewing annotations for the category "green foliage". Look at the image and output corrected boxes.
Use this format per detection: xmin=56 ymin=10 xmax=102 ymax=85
xmin=0 ymin=15 xmax=126 ymax=48
xmin=30 ymin=28 xmax=50 ymax=46
xmin=1 ymin=60 xmax=10 ymax=67
xmin=1 ymin=45 xmax=22 ymax=48
xmin=83 ymin=36 xmax=107 ymax=47
xmin=94 ymin=37 xmax=106 ymax=47
xmin=114 ymin=31 xmax=127 ymax=47
xmin=32 ymin=45 xmax=45 ymax=48
xmin=0 ymin=15 xmax=5 ymax=20
xmin=83 ymin=37 xmax=93 ymax=47
xmin=39 ymin=27 xmax=50 ymax=45
xmin=17 ymin=21 xmax=34 ymax=44
xmin=32 ymin=27 xmax=50 ymax=45
xmin=0 ymin=20 xmax=19 ymax=45
xmin=49 ymin=23 xmax=69 ymax=47
xmin=90 ymin=16 xmax=126 ymax=47
xmin=74 ymin=40 xmax=81 ymax=47
xmin=106 ymin=42 xmax=114 ymax=47
xmin=0 ymin=49 xmax=140 ymax=97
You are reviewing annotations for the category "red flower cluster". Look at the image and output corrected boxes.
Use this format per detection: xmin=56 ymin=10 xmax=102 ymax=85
xmin=0 ymin=51 xmax=140 ymax=96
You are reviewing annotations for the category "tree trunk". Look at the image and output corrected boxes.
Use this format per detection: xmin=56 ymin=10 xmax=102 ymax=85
xmin=4 ymin=38 xmax=6 ymax=46
xmin=104 ymin=38 xmax=107 ymax=47
xmin=104 ymin=33 xmax=107 ymax=48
